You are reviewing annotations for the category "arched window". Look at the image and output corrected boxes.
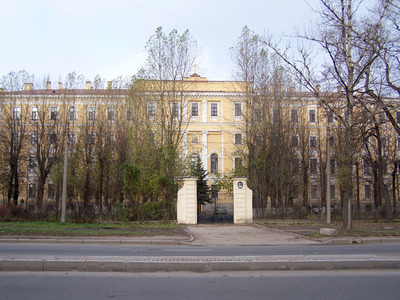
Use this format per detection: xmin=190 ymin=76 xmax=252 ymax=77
xmin=69 ymin=106 xmax=77 ymax=121
xmin=210 ymin=153 xmax=218 ymax=173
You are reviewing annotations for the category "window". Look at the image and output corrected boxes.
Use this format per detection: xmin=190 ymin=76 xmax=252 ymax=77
xmin=234 ymin=157 xmax=243 ymax=170
xmin=310 ymin=136 xmax=317 ymax=148
xmin=291 ymin=135 xmax=299 ymax=147
xmin=309 ymin=109 xmax=316 ymax=123
xmin=363 ymin=158 xmax=372 ymax=176
xmin=210 ymin=153 xmax=218 ymax=173
xmin=31 ymin=106 xmax=39 ymax=120
xmin=398 ymin=137 xmax=400 ymax=148
xmin=330 ymin=184 xmax=336 ymax=199
xmin=69 ymin=106 xmax=77 ymax=121
xmin=191 ymin=103 xmax=199 ymax=117
xmin=327 ymin=111 xmax=334 ymax=123
xmin=330 ymin=159 xmax=336 ymax=175
xmin=171 ymin=102 xmax=179 ymax=117
xmin=311 ymin=184 xmax=318 ymax=199
xmin=28 ymin=156 xmax=37 ymax=173
xmin=87 ymin=107 xmax=96 ymax=121
xmin=30 ymin=133 xmax=38 ymax=146
xmin=253 ymin=109 xmax=262 ymax=122
xmin=106 ymin=134 xmax=115 ymax=145
xmin=11 ymin=133 xmax=19 ymax=148
xmin=310 ymin=158 xmax=318 ymax=174
xmin=28 ymin=183 xmax=36 ymax=198
xmin=87 ymin=134 xmax=96 ymax=145
xmin=107 ymin=107 xmax=115 ymax=121
xmin=290 ymin=109 xmax=298 ymax=123
xmin=50 ymin=107 xmax=58 ymax=121
xmin=68 ymin=133 xmax=77 ymax=145
xmin=147 ymin=102 xmax=156 ymax=117
xmin=47 ymin=156 xmax=57 ymax=167
xmin=127 ymin=106 xmax=134 ymax=121
xmin=234 ymin=133 xmax=243 ymax=145
xmin=48 ymin=133 xmax=57 ymax=145
xmin=364 ymin=184 xmax=371 ymax=199
xmin=234 ymin=103 xmax=242 ymax=117
xmin=47 ymin=183 xmax=55 ymax=199
xmin=210 ymin=103 xmax=218 ymax=117
xmin=12 ymin=107 xmax=21 ymax=120
xmin=292 ymin=158 xmax=300 ymax=174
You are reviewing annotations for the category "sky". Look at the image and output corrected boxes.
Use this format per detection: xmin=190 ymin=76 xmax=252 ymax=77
xmin=0 ymin=0 xmax=321 ymax=84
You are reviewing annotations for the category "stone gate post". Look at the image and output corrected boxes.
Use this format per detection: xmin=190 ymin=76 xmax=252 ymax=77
xmin=233 ymin=177 xmax=253 ymax=224
xmin=177 ymin=177 xmax=197 ymax=224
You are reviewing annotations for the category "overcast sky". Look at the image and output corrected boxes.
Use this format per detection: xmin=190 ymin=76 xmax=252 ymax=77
xmin=0 ymin=0 xmax=321 ymax=84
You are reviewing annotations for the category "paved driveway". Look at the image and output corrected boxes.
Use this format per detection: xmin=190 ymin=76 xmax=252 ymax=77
xmin=186 ymin=224 xmax=319 ymax=246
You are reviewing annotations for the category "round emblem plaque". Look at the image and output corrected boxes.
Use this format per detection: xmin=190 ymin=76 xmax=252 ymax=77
xmin=238 ymin=181 xmax=244 ymax=189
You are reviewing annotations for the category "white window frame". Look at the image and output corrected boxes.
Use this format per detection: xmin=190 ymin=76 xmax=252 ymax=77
xmin=308 ymin=109 xmax=317 ymax=123
xmin=68 ymin=132 xmax=77 ymax=145
xmin=234 ymin=102 xmax=242 ymax=118
xmin=30 ymin=133 xmax=38 ymax=146
xmin=191 ymin=102 xmax=199 ymax=118
xmin=210 ymin=153 xmax=218 ymax=173
xmin=12 ymin=106 xmax=21 ymax=120
xmin=50 ymin=107 xmax=58 ymax=121
xmin=310 ymin=184 xmax=318 ymax=199
xmin=310 ymin=136 xmax=317 ymax=148
xmin=210 ymin=102 xmax=218 ymax=117
xmin=126 ymin=106 xmax=134 ymax=121
xmin=69 ymin=106 xmax=77 ymax=121
xmin=234 ymin=132 xmax=243 ymax=145
xmin=31 ymin=106 xmax=39 ymax=121
xmin=310 ymin=158 xmax=318 ymax=174
xmin=87 ymin=107 xmax=96 ymax=121
xmin=107 ymin=107 xmax=115 ymax=121
xmin=290 ymin=109 xmax=298 ymax=123
xmin=147 ymin=102 xmax=156 ymax=117
xmin=171 ymin=102 xmax=180 ymax=118
xmin=291 ymin=135 xmax=299 ymax=147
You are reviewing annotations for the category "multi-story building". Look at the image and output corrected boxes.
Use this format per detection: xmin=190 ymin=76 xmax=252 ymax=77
xmin=0 ymin=73 xmax=399 ymax=216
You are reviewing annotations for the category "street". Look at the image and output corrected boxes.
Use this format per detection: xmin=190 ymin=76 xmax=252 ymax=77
xmin=1 ymin=270 xmax=399 ymax=299
xmin=1 ymin=242 xmax=400 ymax=257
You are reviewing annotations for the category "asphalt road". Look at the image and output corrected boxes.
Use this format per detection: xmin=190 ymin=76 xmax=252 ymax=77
xmin=1 ymin=243 xmax=400 ymax=257
xmin=1 ymin=270 xmax=399 ymax=300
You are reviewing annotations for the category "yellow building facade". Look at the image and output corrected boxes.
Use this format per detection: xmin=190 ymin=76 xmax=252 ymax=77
xmin=1 ymin=74 xmax=399 ymax=216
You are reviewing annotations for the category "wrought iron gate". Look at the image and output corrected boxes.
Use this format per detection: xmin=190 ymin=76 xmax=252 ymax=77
xmin=197 ymin=202 xmax=233 ymax=223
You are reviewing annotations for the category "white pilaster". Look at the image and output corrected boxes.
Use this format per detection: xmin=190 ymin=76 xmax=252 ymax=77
xmin=233 ymin=178 xmax=253 ymax=224
xmin=202 ymin=100 xmax=207 ymax=123
xmin=202 ymin=130 xmax=208 ymax=169
xmin=177 ymin=177 xmax=197 ymax=224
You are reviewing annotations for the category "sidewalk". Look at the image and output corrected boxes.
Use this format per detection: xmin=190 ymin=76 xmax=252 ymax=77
xmin=1 ymin=224 xmax=400 ymax=272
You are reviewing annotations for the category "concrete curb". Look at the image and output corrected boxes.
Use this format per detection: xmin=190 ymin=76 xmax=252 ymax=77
xmin=1 ymin=236 xmax=400 ymax=246
xmin=0 ymin=237 xmax=187 ymax=246
xmin=1 ymin=254 xmax=400 ymax=272
xmin=320 ymin=237 xmax=400 ymax=245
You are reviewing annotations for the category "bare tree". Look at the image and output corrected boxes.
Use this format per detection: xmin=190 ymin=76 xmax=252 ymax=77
xmin=133 ymin=27 xmax=200 ymax=218
xmin=264 ymin=0 xmax=391 ymax=229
